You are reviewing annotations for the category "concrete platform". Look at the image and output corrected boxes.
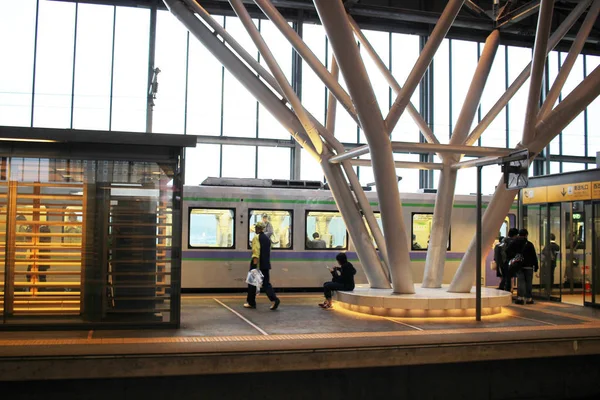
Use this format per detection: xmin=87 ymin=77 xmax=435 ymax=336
xmin=335 ymin=284 xmax=512 ymax=317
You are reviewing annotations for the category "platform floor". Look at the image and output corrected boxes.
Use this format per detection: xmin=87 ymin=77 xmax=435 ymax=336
xmin=1 ymin=293 xmax=600 ymax=382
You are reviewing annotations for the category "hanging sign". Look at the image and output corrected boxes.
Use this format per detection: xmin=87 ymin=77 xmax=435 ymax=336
xmin=546 ymin=182 xmax=591 ymax=202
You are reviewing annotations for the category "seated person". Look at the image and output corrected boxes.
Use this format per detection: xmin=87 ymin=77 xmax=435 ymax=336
xmin=319 ymin=252 xmax=356 ymax=309
xmin=412 ymin=234 xmax=422 ymax=249
xmin=309 ymin=232 xmax=326 ymax=249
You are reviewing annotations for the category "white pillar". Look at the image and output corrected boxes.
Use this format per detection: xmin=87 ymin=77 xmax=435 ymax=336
xmin=450 ymin=64 xmax=600 ymax=293
xmin=314 ymin=0 xmax=414 ymax=293
xmin=422 ymin=30 xmax=500 ymax=288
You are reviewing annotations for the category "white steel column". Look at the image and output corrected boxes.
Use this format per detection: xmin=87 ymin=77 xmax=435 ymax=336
xmin=228 ymin=0 xmax=323 ymax=155
xmin=253 ymin=0 xmax=359 ymax=125
xmin=449 ymin=64 xmax=600 ymax=293
xmin=522 ymin=0 xmax=554 ymax=144
xmin=422 ymin=30 xmax=500 ymax=288
xmin=164 ymin=0 xmax=318 ymax=158
xmin=347 ymin=16 xmax=438 ymax=146
xmin=464 ymin=0 xmax=591 ymax=146
xmin=314 ymin=0 xmax=414 ymax=293
xmin=538 ymin=0 xmax=600 ymax=121
xmin=385 ymin=0 xmax=465 ymax=132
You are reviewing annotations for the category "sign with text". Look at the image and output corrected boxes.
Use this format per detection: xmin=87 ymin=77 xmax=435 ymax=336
xmin=546 ymin=182 xmax=591 ymax=202
xmin=592 ymin=181 xmax=600 ymax=200
xmin=522 ymin=186 xmax=548 ymax=204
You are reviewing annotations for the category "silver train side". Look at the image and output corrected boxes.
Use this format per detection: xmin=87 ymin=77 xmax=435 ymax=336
xmin=182 ymin=185 xmax=515 ymax=290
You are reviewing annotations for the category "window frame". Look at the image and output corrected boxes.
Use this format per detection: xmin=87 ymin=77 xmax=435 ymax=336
xmin=411 ymin=212 xmax=451 ymax=251
xmin=187 ymin=206 xmax=236 ymax=249
xmin=304 ymin=209 xmax=349 ymax=251
xmin=247 ymin=208 xmax=294 ymax=250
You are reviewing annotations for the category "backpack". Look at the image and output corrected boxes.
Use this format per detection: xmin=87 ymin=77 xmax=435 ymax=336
xmin=508 ymin=241 xmax=527 ymax=277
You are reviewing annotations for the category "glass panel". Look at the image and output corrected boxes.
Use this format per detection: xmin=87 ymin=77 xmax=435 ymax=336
xmin=33 ymin=0 xmax=76 ymax=128
xmin=564 ymin=202 xmax=585 ymax=304
xmin=305 ymin=211 xmax=347 ymax=250
xmin=363 ymin=212 xmax=383 ymax=248
xmin=72 ymin=4 xmax=114 ymax=130
xmin=524 ymin=204 xmax=542 ymax=297
xmin=584 ymin=203 xmax=593 ymax=304
xmin=257 ymin=147 xmax=290 ymax=180
xmin=186 ymin=16 xmax=223 ymax=136
xmin=433 ymin=39 xmax=450 ymax=141
xmin=221 ymin=145 xmax=256 ymax=178
xmin=188 ymin=208 xmax=234 ymax=248
xmin=153 ymin=10 xmax=188 ymax=134
xmin=185 ymin=144 xmax=220 ymax=186
xmin=249 ymin=210 xmax=292 ymax=249
xmin=411 ymin=213 xmax=450 ymax=251
xmin=0 ymin=0 xmax=37 ymax=126
xmin=111 ymin=6 xmax=150 ymax=132
xmin=1 ymin=157 xmax=179 ymax=326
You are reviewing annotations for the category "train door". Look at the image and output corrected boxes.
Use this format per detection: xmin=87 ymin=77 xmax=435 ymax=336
xmin=562 ymin=201 xmax=591 ymax=306
xmin=535 ymin=203 xmax=562 ymax=301
xmin=590 ymin=202 xmax=600 ymax=306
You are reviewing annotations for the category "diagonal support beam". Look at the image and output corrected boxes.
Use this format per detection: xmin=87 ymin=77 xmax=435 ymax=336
xmin=253 ymin=0 xmax=360 ymax=125
xmin=465 ymin=0 xmax=591 ymax=146
xmin=423 ymin=30 xmax=500 ymax=289
xmin=314 ymin=0 xmax=414 ymax=293
xmin=385 ymin=0 xmax=465 ymax=133
xmin=449 ymin=63 xmax=600 ymax=293
xmin=538 ymin=0 xmax=600 ymax=121
xmin=522 ymin=0 xmax=554 ymax=145
xmin=347 ymin=15 xmax=439 ymax=146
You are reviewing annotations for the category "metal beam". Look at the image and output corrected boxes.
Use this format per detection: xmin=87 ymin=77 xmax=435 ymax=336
xmin=496 ymin=1 xmax=541 ymax=29
xmin=351 ymin=159 xmax=443 ymax=170
xmin=329 ymin=142 xmax=513 ymax=164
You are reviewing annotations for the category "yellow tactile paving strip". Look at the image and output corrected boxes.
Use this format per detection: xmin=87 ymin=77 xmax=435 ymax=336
xmin=1 ymin=322 xmax=599 ymax=347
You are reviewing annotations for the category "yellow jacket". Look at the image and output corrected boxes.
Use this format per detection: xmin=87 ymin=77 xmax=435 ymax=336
xmin=251 ymin=235 xmax=261 ymax=266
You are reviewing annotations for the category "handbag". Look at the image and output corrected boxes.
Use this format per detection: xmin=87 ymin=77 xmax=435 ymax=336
xmin=246 ymin=268 xmax=264 ymax=291
xmin=508 ymin=241 xmax=527 ymax=277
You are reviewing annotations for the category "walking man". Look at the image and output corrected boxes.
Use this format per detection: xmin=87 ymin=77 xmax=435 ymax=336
xmin=244 ymin=222 xmax=280 ymax=310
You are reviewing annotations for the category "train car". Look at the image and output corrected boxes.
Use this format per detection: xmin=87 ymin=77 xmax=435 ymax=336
xmin=181 ymin=178 xmax=517 ymax=290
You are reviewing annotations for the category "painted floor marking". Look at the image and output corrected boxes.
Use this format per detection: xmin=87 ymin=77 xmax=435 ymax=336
xmin=510 ymin=304 xmax=598 ymax=323
xmin=1 ymin=323 xmax=599 ymax=347
xmin=385 ymin=318 xmax=424 ymax=331
xmin=507 ymin=313 xmax=557 ymax=326
xmin=213 ymin=298 xmax=268 ymax=336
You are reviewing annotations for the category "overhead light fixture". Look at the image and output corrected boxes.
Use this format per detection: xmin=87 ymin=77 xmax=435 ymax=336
xmin=0 ymin=138 xmax=57 ymax=143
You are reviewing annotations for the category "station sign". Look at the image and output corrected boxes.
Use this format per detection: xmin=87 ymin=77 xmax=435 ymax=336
xmin=546 ymin=182 xmax=591 ymax=202
xmin=522 ymin=181 xmax=600 ymax=204
xmin=522 ymin=187 xmax=547 ymax=204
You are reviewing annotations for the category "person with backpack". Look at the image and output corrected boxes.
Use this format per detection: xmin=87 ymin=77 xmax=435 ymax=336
xmin=493 ymin=236 xmax=506 ymax=290
xmin=499 ymin=228 xmax=519 ymax=292
xmin=506 ymin=228 xmax=538 ymax=305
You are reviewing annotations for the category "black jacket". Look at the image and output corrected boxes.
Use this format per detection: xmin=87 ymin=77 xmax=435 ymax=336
xmin=258 ymin=232 xmax=272 ymax=270
xmin=506 ymin=237 xmax=539 ymax=271
xmin=332 ymin=262 xmax=356 ymax=290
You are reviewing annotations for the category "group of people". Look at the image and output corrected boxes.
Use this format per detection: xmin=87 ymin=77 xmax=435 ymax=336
xmin=493 ymin=228 xmax=560 ymax=305
xmin=244 ymin=221 xmax=355 ymax=310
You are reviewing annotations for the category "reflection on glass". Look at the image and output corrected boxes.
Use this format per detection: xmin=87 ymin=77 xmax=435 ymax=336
xmin=189 ymin=208 xmax=234 ymax=248
xmin=248 ymin=210 xmax=292 ymax=249
xmin=305 ymin=211 xmax=347 ymax=250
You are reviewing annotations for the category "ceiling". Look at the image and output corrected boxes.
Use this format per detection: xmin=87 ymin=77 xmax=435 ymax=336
xmin=51 ymin=0 xmax=600 ymax=55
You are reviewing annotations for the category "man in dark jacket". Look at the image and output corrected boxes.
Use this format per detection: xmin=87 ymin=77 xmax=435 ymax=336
xmin=506 ymin=228 xmax=538 ymax=305
xmin=499 ymin=228 xmax=519 ymax=292
xmin=319 ymin=252 xmax=356 ymax=309
xmin=244 ymin=222 xmax=280 ymax=310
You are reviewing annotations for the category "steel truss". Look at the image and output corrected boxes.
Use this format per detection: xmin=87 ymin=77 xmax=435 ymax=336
xmin=164 ymin=0 xmax=600 ymax=293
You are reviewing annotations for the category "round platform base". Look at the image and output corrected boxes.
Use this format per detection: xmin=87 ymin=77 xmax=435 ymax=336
xmin=334 ymin=284 xmax=512 ymax=318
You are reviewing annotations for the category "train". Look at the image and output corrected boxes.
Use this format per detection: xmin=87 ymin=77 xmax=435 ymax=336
xmin=181 ymin=178 xmax=517 ymax=290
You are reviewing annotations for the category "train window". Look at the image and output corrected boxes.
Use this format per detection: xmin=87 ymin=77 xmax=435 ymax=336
xmin=248 ymin=209 xmax=293 ymax=249
xmin=411 ymin=213 xmax=450 ymax=251
xmin=305 ymin=211 xmax=348 ymax=250
xmin=188 ymin=208 xmax=235 ymax=248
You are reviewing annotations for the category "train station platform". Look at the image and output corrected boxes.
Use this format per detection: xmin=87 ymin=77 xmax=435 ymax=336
xmin=1 ymin=293 xmax=600 ymax=398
